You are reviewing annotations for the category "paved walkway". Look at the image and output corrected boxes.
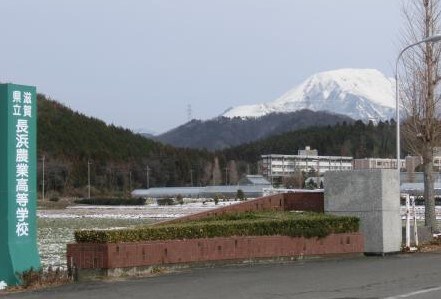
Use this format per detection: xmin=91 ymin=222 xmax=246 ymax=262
xmin=3 ymin=252 xmax=441 ymax=299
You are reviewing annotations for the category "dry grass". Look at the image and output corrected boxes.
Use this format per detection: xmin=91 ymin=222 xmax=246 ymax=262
xmin=37 ymin=198 xmax=76 ymax=209
xmin=419 ymin=236 xmax=441 ymax=253
xmin=4 ymin=266 xmax=72 ymax=293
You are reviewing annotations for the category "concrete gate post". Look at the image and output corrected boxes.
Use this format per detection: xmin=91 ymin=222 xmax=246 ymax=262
xmin=324 ymin=169 xmax=401 ymax=254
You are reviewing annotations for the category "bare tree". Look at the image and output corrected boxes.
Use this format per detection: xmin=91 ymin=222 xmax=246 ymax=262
xmin=227 ymin=160 xmax=239 ymax=185
xmin=201 ymin=161 xmax=212 ymax=186
xmin=282 ymin=171 xmax=304 ymax=189
xmin=400 ymin=0 xmax=441 ymax=231
xmin=212 ymin=157 xmax=222 ymax=185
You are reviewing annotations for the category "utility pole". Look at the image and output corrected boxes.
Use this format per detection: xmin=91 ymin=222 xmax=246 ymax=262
xmin=129 ymin=171 xmax=132 ymax=191
xmin=87 ymin=160 xmax=92 ymax=199
xmin=190 ymin=169 xmax=194 ymax=187
xmin=145 ymin=165 xmax=150 ymax=189
xmin=42 ymin=155 xmax=45 ymax=201
xmin=224 ymin=167 xmax=229 ymax=185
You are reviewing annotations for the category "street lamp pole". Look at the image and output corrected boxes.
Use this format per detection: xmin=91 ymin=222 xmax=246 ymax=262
xmin=395 ymin=34 xmax=441 ymax=176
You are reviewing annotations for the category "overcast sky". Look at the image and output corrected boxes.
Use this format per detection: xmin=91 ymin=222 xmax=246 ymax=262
xmin=0 ymin=0 xmax=402 ymax=134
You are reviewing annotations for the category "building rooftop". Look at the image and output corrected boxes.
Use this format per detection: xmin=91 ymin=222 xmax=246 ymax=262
xmin=131 ymin=177 xmax=271 ymax=198
xmin=238 ymin=175 xmax=271 ymax=186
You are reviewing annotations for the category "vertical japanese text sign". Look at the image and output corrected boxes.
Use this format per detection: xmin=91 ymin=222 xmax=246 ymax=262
xmin=0 ymin=84 xmax=40 ymax=285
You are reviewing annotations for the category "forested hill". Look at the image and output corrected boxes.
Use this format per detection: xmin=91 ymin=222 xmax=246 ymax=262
xmin=38 ymin=95 xmax=157 ymax=161
xmin=222 ymin=120 xmax=399 ymax=163
xmin=37 ymin=94 xmax=214 ymax=195
xmin=157 ymin=110 xmax=354 ymax=150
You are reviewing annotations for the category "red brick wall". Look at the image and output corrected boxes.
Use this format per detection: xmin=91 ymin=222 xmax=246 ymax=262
xmin=159 ymin=194 xmax=285 ymax=225
xmin=66 ymin=243 xmax=109 ymax=269
xmin=283 ymin=192 xmax=324 ymax=213
xmin=67 ymin=233 xmax=363 ymax=270
xmin=159 ymin=192 xmax=323 ymax=226
xmin=67 ymin=191 xmax=333 ymax=273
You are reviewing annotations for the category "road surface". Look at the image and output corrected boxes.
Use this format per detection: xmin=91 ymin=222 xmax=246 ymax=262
xmin=3 ymin=252 xmax=441 ymax=299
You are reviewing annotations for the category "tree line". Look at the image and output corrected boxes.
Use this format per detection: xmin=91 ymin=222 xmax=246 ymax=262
xmin=222 ymin=120 xmax=399 ymax=163
xmin=36 ymin=94 xmax=403 ymax=198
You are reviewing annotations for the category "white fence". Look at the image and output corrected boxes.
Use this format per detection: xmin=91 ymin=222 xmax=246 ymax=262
xmin=400 ymin=206 xmax=441 ymax=220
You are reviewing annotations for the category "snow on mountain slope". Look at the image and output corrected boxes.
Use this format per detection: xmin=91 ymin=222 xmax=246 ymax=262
xmin=223 ymin=69 xmax=395 ymax=122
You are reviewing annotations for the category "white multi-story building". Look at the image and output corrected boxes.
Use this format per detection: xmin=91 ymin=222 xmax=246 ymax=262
xmin=353 ymin=155 xmax=440 ymax=172
xmin=261 ymin=146 xmax=441 ymax=185
xmin=352 ymin=158 xmax=405 ymax=170
xmin=261 ymin=147 xmax=353 ymax=181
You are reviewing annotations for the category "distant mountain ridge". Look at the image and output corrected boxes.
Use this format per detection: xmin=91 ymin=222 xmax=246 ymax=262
xmin=223 ymin=69 xmax=395 ymax=122
xmin=156 ymin=110 xmax=354 ymax=150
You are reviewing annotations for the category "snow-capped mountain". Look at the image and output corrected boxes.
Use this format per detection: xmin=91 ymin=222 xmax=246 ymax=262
xmin=223 ymin=69 xmax=395 ymax=122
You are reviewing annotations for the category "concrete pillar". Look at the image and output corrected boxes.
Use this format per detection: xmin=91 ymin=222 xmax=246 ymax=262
xmin=324 ymin=169 xmax=401 ymax=254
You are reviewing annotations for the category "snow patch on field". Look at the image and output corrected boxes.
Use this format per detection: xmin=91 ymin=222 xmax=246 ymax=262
xmin=37 ymin=201 xmax=241 ymax=267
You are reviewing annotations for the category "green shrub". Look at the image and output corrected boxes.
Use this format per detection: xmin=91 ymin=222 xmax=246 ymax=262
xmin=74 ymin=197 xmax=146 ymax=206
xmin=46 ymin=191 xmax=60 ymax=202
xmin=213 ymin=194 xmax=221 ymax=205
xmin=176 ymin=194 xmax=184 ymax=205
xmin=305 ymin=179 xmax=318 ymax=190
xmin=75 ymin=212 xmax=359 ymax=243
xmin=236 ymin=189 xmax=246 ymax=201
xmin=157 ymin=198 xmax=176 ymax=206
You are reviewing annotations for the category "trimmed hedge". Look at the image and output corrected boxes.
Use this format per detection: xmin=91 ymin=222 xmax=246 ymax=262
xmin=74 ymin=212 xmax=359 ymax=243
xmin=74 ymin=197 xmax=146 ymax=206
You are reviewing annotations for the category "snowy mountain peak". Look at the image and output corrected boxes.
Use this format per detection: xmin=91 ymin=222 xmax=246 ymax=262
xmin=223 ymin=68 xmax=395 ymax=122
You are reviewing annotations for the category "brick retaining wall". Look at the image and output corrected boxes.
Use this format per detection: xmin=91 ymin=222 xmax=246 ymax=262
xmin=67 ymin=233 xmax=363 ymax=271
xmin=66 ymin=191 xmax=353 ymax=279
xmin=159 ymin=192 xmax=323 ymax=225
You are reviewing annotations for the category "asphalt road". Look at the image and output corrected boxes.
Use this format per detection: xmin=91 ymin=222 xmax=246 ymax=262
xmin=3 ymin=253 xmax=441 ymax=299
